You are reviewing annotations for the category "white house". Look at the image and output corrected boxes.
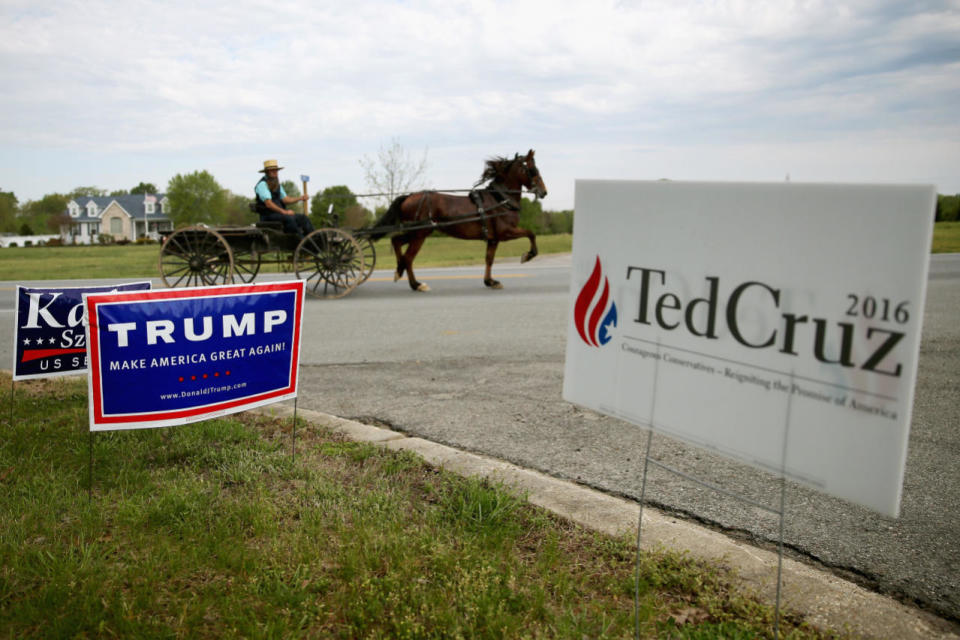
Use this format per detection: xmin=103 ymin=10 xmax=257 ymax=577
xmin=61 ymin=194 xmax=174 ymax=244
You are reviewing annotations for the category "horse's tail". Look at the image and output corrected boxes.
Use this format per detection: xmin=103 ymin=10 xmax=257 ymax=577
xmin=368 ymin=195 xmax=408 ymax=240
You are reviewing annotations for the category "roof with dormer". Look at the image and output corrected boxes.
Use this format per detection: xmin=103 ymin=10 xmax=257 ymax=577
xmin=66 ymin=194 xmax=170 ymax=222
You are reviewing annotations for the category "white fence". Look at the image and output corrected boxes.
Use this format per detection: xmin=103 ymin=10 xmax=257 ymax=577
xmin=0 ymin=234 xmax=60 ymax=248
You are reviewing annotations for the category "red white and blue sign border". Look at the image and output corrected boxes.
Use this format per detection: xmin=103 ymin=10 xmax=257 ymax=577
xmin=84 ymin=281 xmax=305 ymax=431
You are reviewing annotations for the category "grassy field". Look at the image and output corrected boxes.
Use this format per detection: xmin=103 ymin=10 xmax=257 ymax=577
xmin=931 ymin=221 xmax=960 ymax=253
xmin=0 ymin=375 xmax=838 ymax=639
xmin=0 ymin=223 xmax=955 ymax=281
xmin=0 ymin=234 xmax=573 ymax=281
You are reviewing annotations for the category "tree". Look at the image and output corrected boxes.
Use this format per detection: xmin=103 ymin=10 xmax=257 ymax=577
xmin=19 ymin=194 xmax=68 ymax=237
xmin=110 ymin=189 xmax=130 ymax=197
xmin=311 ymin=185 xmax=359 ymax=228
xmin=518 ymin=197 xmax=546 ymax=234
xmin=130 ymin=182 xmax=158 ymax=195
xmin=0 ymin=191 xmax=18 ymax=233
xmin=68 ymin=186 xmax=107 ymax=199
xmin=166 ymin=170 xmax=227 ymax=226
xmin=342 ymin=205 xmax=374 ymax=229
xmin=359 ymin=138 xmax=429 ymax=209
xmin=47 ymin=212 xmax=71 ymax=234
xmin=546 ymin=209 xmax=574 ymax=234
xmin=936 ymin=194 xmax=959 ymax=222
xmin=223 ymin=193 xmax=254 ymax=226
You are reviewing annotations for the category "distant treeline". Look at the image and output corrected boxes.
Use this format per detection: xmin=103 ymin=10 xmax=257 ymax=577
xmin=518 ymin=199 xmax=574 ymax=235
xmin=936 ymin=194 xmax=959 ymax=222
xmin=0 ymin=178 xmax=577 ymax=237
xmin=3 ymin=181 xmax=954 ymax=239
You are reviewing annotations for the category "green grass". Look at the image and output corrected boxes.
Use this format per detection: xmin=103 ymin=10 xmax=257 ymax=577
xmin=0 ymin=234 xmax=572 ymax=281
xmin=1 ymin=222 xmax=955 ymax=282
xmin=367 ymin=233 xmax=572 ymax=273
xmin=931 ymin=221 xmax=960 ymax=253
xmin=0 ymin=375 xmax=839 ymax=639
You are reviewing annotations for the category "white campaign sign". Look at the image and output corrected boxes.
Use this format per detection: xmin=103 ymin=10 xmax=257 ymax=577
xmin=562 ymin=180 xmax=936 ymax=517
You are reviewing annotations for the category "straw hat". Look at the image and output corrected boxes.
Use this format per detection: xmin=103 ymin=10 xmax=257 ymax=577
xmin=259 ymin=159 xmax=284 ymax=173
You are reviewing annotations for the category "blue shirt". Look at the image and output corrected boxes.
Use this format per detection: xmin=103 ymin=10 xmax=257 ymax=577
xmin=255 ymin=180 xmax=286 ymax=202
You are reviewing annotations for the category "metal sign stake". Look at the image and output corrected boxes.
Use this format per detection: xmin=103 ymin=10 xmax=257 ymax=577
xmin=88 ymin=431 xmax=94 ymax=502
xmin=632 ymin=344 xmax=793 ymax=640
xmin=292 ymin=396 xmax=298 ymax=461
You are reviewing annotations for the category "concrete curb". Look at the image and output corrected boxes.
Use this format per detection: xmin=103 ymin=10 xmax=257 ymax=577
xmin=259 ymin=404 xmax=960 ymax=640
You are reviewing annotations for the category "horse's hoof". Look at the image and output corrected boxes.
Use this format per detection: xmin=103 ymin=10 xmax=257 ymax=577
xmin=394 ymin=271 xmax=401 ymax=282
xmin=416 ymin=283 xmax=431 ymax=292
xmin=521 ymin=251 xmax=538 ymax=264
xmin=484 ymin=278 xmax=503 ymax=290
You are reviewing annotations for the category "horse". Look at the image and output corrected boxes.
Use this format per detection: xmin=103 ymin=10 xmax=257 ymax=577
xmin=369 ymin=149 xmax=548 ymax=292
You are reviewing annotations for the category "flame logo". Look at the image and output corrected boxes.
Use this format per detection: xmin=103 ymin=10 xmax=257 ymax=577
xmin=574 ymin=256 xmax=618 ymax=347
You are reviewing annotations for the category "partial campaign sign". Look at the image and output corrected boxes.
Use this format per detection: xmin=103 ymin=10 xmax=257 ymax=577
xmin=563 ymin=180 xmax=936 ymax=517
xmin=84 ymin=281 xmax=305 ymax=431
xmin=13 ymin=282 xmax=152 ymax=380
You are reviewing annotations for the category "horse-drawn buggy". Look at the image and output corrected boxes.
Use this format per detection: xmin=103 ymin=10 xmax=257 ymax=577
xmin=158 ymin=223 xmax=372 ymax=299
xmin=157 ymin=150 xmax=548 ymax=298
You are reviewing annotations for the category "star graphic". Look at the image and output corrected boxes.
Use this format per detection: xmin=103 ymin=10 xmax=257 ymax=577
xmin=48 ymin=337 xmax=57 ymax=345
xmin=600 ymin=319 xmax=616 ymax=343
xmin=22 ymin=338 xmax=31 ymax=346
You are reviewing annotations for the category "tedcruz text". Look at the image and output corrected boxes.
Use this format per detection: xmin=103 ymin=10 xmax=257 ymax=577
xmin=626 ymin=267 xmax=906 ymax=377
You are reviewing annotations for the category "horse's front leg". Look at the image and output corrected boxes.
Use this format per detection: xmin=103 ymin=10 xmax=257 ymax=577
xmin=520 ymin=229 xmax=538 ymax=263
xmin=497 ymin=227 xmax=538 ymax=263
xmin=484 ymin=239 xmax=502 ymax=289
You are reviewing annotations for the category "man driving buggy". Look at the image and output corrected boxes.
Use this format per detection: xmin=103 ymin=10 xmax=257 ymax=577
xmin=254 ymin=159 xmax=314 ymax=237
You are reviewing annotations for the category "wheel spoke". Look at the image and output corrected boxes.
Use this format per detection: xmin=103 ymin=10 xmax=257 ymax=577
xmin=294 ymin=229 xmax=363 ymax=299
xmin=232 ymin=247 xmax=260 ymax=283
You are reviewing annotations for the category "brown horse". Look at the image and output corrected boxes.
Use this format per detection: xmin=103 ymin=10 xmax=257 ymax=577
xmin=369 ymin=149 xmax=548 ymax=291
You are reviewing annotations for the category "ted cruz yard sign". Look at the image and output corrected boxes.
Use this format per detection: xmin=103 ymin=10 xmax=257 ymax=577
xmin=563 ymin=180 xmax=936 ymax=517
xmin=84 ymin=281 xmax=304 ymax=431
xmin=13 ymin=282 xmax=151 ymax=381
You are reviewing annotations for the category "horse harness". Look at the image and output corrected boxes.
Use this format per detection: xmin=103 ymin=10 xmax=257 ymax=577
xmin=468 ymin=183 xmax=521 ymax=242
xmin=469 ymin=156 xmax=539 ymax=241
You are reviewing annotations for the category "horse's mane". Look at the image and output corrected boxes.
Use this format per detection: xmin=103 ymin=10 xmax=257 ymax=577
xmin=475 ymin=155 xmax=519 ymax=187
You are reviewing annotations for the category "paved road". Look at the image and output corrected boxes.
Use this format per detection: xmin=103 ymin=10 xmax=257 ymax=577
xmin=1 ymin=253 xmax=957 ymax=624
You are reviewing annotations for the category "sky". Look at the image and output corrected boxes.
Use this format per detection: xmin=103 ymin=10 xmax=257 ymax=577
xmin=1 ymin=0 xmax=958 ymax=211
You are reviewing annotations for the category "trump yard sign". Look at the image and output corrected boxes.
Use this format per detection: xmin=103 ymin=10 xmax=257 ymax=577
xmin=84 ymin=281 xmax=305 ymax=431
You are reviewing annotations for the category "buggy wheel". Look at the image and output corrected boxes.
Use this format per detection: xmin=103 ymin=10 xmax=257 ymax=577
xmin=356 ymin=236 xmax=376 ymax=283
xmin=294 ymin=228 xmax=365 ymax=299
xmin=158 ymin=226 xmax=234 ymax=288
xmin=231 ymin=245 xmax=262 ymax=283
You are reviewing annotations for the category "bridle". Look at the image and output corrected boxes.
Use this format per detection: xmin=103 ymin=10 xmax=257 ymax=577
xmin=518 ymin=159 xmax=546 ymax=201
xmin=475 ymin=156 xmax=546 ymax=205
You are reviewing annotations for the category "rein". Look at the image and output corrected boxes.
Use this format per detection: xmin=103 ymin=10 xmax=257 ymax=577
xmin=341 ymin=187 xmax=532 ymax=200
